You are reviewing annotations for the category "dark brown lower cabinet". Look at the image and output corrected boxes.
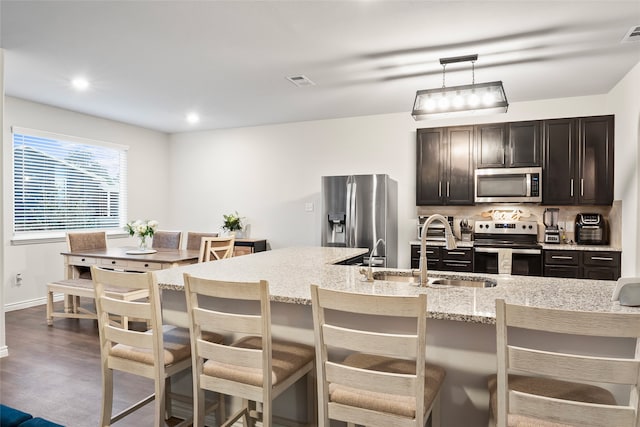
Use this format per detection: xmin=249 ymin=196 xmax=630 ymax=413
xmin=544 ymin=249 xmax=620 ymax=280
xmin=410 ymin=245 xmax=473 ymax=272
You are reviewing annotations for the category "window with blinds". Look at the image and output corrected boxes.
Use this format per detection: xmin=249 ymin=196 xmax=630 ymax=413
xmin=12 ymin=127 xmax=128 ymax=238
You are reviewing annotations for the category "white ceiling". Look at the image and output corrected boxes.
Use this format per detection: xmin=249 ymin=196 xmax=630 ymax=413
xmin=1 ymin=1 xmax=639 ymax=133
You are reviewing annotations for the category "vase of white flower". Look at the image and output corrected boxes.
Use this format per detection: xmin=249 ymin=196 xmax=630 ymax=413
xmin=125 ymin=219 xmax=159 ymax=254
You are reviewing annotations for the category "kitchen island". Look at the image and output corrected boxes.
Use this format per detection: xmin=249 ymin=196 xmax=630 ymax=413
xmin=155 ymin=246 xmax=637 ymax=426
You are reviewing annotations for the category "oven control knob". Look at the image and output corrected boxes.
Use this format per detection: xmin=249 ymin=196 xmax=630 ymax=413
xmin=528 ymin=225 xmax=533 ymax=229
xmin=522 ymin=225 xmax=526 ymax=229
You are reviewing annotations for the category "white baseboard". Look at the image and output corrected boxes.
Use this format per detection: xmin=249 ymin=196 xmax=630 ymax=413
xmin=4 ymin=294 xmax=64 ymax=312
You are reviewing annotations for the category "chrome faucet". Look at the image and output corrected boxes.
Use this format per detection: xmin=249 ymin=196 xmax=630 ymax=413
xmin=362 ymin=238 xmax=385 ymax=282
xmin=419 ymin=214 xmax=457 ymax=286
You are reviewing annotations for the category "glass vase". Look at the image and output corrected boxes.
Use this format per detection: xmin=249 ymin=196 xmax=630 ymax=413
xmin=138 ymin=235 xmax=148 ymax=251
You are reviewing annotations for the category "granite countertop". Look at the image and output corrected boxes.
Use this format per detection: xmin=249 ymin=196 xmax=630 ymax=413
xmin=154 ymin=246 xmax=637 ymax=325
xmin=409 ymin=240 xmax=474 ymax=248
xmin=409 ymin=240 xmax=620 ymax=251
xmin=540 ymin=243 xmax=621 ymax=251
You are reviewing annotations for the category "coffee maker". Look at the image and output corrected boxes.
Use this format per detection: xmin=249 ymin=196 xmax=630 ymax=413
xmin=543 ymin=208 xmax=560 ymax=243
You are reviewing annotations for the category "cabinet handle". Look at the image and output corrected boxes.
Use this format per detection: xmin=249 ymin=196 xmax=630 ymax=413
xmin=447 ymin=251 xmax=466 ymax=256
xmin=580 ymin=178 xmax=584 ymax=196
xmin=438 ymin=181 xmax=442 ymax=197
xmin=570 ymin=179 xmax=574 ymax=197
xmin=447 ymin=182 xmax=450 ymax=197
xmin=591 ymin=256 xmax=613 ymax=261
xmin=551 ymin=255 xmax=574 ymax=260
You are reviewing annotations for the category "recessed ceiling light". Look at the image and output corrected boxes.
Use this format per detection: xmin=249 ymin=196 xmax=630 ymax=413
xmin=71 ymin=77 xmax=89 ymax=91
xmin=186 ymin=113 xmax=200 ymax=124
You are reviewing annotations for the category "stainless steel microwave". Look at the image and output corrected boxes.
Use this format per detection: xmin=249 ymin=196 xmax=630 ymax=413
xmin=474 ymin=167 xmax=542 ymax=203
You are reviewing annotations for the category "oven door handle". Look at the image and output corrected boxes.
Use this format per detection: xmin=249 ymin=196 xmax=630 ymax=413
xmin=474 ymin=247 xmax=541 ymax=255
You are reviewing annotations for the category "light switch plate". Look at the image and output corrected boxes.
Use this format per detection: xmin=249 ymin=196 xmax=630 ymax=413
xmin=304 ymin=202 xmax=314 ymax=212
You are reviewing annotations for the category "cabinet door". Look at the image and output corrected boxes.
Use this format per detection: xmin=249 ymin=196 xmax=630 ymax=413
xmin=476 ymin=123 xmax=506 ymax=168
xmin=578 ymin=116 xmax=614 ymax=205
xmin=509 ymin=121 xmax=541 ymax=167
xmin=543 ymin=119 xmax=576 ymax=204
xmin=416 ymin=128 xmax=444 ymax=205
xmin=445 ymin=126 xmax=475 ymax=205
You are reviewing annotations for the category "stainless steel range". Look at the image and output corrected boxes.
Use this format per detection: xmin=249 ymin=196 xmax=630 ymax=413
xmin=473 ymin=220 xmax=542 ymax=276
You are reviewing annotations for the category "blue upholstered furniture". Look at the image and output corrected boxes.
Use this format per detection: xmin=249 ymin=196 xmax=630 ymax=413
xmin=0 ymin=405 xmax=64 ymax=427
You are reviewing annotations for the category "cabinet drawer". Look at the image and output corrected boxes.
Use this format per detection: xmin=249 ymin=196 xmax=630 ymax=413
xmin=582 ymin=251 xmax=620 ymax=267
xmin=411 ymin=245 xmax=440 ymax=258
xmin=441 ymin=260 xmax=473 ymax=272
xmin=442 ymin=248 xmax=472 ymax=262
xmin=582 ymin=266 xmax=619 ymax=281
xmin=544 ymin=250 xmax=579 ymax=265
xmin=544 ymin=265 xmax=579 ymax=278
xmin=67 ymin=255 xmax=97 ymax=267
xmin=99 ymin=258 xmax=163 ymax=271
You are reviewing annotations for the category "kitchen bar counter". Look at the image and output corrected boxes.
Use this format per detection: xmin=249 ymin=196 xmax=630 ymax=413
xmin=155 ymin=246 xmax=637 ymax=426
xmin=154 ymin=246 xmax=634 ymax=324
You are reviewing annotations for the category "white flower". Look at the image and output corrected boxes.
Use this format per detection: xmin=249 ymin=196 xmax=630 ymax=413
xmin=125 ymin=219 xmax=158 ymax=238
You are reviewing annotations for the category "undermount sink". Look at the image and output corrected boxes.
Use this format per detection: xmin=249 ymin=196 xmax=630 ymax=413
xmin=370 ymin=270 xmax=496 ymax=288
xmin=430 ymin=278 xmax=496 ymax=288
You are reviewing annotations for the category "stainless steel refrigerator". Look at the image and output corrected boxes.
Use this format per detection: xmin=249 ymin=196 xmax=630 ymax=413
xmin=321 ymin=174 xmax=398 ymax=267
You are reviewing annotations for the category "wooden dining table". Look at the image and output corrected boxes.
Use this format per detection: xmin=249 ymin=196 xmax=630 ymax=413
xmin=61 ymin=246 xmax=200 ymax=279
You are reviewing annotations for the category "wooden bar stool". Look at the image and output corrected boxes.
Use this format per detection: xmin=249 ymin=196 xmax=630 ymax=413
xmin=183 ymin=274 xmax=315 ymax=427
xmin=489 ymin=298 xmax=640 ymax=427
xmin=310 ymin=284 xmax=446 ymax=427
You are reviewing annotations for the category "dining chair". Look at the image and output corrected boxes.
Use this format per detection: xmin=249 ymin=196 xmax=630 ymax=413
xmin=46 ymin=231 xmax=149 ymax=328
xmin=183 ymin=274 xmax=316 ymax=427
xmin=151 ymin=230 xmax=183 ymax=250
xmin=198 ymin=236 xmax=235 ymax=263
xmin=185 ymin=231 xmax=218 ymax=251
xmin=489 ymin=298 xmax=640 ymax=427
xmin=91 ymin=266 xmax=223 ymax=427
xmin=310 ymin=284 xmax=446 ymax=427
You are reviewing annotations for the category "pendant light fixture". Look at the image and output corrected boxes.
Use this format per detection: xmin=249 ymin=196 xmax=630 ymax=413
xmin=411 ymin=54 xmax=508 ymax=120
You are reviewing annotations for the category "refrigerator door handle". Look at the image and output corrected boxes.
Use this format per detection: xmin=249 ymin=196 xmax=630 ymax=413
xmin=349 ymin=178 xmax=357 ymax=247
xmin=345 ymin=177 xmax=352 ymax=247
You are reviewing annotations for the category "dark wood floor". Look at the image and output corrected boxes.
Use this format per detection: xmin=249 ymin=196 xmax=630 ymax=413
xmin=0 ymin=301 xmax=184 ymax=426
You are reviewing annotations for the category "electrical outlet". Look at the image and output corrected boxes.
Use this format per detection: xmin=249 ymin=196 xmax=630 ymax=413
xmin=304 ymin=202 xmax=314 ymax=212
xmin=557 ymin=221 xmax=565 ymax=231
xmin=15 ymin=273 xmax=23 ymax=286
xmin=565 ymin=221 xmax=575 ymax=232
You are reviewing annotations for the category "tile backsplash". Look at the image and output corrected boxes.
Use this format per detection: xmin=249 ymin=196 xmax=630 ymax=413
xmin=417 ymin=200 xmax=621 ymax=249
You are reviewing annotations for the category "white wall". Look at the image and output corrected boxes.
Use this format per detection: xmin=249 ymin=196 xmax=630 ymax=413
xmin=169 ymin=93 xmax=627 ymax=271
xmin=2 ymin=97 xmax=171 ymax=309
xmin=606 ymin=61 xmax=640 ymax=275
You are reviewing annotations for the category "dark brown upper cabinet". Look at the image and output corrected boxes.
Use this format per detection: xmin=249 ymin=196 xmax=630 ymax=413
xmin=543 ymin=115 xmax=614 ymax=205
xmin=476 ymin=121 xmax=541 ymax=168
xmin=417 ymin=126 xmax=474 ymax=206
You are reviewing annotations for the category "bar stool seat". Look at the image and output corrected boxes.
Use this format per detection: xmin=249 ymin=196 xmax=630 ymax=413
xmin=202 ymin=336 xmax=314 ymax=386
xmin=330 ymin=353 xmax=446 ymax=419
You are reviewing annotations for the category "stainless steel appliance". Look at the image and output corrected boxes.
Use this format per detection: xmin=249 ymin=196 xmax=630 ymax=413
xmin=543 ymin=208 xmax=560 ymax=244
xmin=417 ymin=215 xmax=453 ymax=240
xmin=473 ymin=220 xmax=542 ymax=276
xmin=321 ymin=174 xmax=398 ymax=267
xmin=575 ymin=213 xmax=608 ymax=245
xmin=474 ymin=167 xmax=542 ymax=203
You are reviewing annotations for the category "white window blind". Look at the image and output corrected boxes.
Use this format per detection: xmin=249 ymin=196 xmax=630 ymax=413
xmin=12 ymin=127 xmax=128 ymax=237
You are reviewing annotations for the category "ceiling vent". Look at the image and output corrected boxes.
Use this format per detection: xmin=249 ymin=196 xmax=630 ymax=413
xmin=286 ymin=75 xmax=316 ymax=87
xmin=622 ymin=25 xmax=640 ymax=43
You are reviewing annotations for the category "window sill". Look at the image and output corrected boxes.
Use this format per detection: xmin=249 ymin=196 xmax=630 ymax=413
xmin=11 ymin=231 xmax=129 ymax=246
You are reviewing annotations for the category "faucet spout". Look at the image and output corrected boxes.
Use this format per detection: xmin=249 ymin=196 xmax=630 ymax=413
xmin=419 ymin=214 xmax=457 ymax=286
